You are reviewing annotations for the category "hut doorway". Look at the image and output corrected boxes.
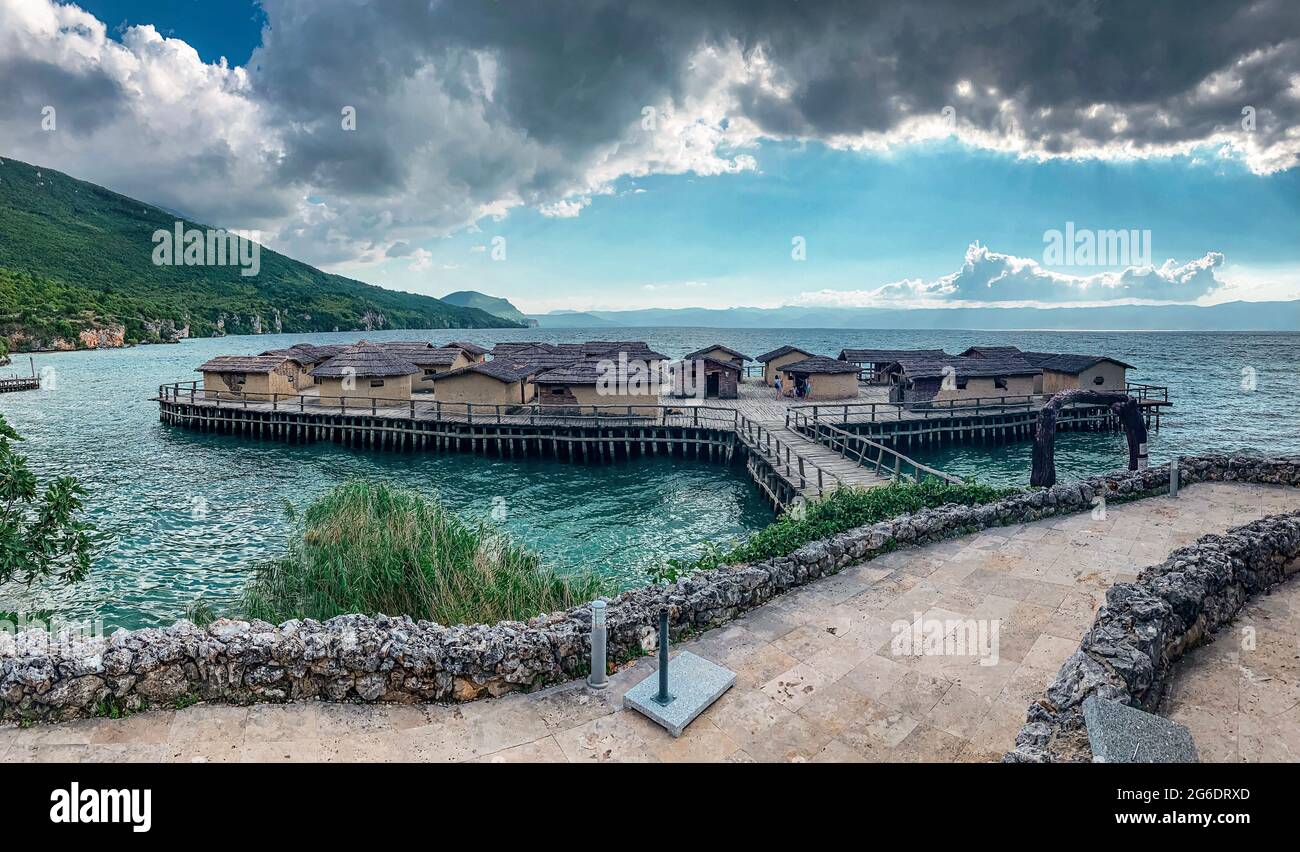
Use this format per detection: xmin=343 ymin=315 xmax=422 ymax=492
xmin=706 ymin=373 xmax=720 ymax=397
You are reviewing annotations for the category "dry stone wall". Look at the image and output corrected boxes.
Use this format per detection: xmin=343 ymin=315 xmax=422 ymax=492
xmin=1006 ymin=506 xmax=1300 ymax=762
xmin=4 ymin=454 xmax=1298 ymax=722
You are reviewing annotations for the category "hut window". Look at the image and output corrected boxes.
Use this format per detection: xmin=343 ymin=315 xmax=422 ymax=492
xmin=550 ymin=388 xmax=564 ymax=395
xmin=424 ymin=369 xmax=438 ymax=377
xmin=955 ymin=378 xmax=968 ymax=390
xmin=369 ymin=379 xmax=385 ymax=388
xmin=1093 ymin=375 xmax=1106 ymax=385
xmin=994 ymin=377 xmax=1008 ymax=390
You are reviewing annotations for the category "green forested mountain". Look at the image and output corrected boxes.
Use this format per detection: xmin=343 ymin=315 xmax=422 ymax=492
xmin=441 ymin=290 xmax=528 ymax=323
xmin=0 ymin=157 xmax=521 ymax=350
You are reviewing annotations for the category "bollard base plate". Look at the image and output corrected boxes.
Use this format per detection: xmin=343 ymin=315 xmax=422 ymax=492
xmin=623 ymin=651 xmax=736 ymax=737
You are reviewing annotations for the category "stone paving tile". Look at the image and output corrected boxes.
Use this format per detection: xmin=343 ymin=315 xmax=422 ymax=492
xmin=245 ymin=703 xmax=320 ymax=742
xmin=239 ymin=740 xmax=323 ymax=763
xmin=165 ymin=740 xmax=244 ymax=763
xmin=1161 ymin=570 xmax=1300 ymax=763
xmin=471 ymin=736 xmax=568 ymax=763
xmin=645 ymin=718 xmax=742 ymax=762
xmin=88 ymin=710 xmax=175 ymax=745
xmin=5 ymin=482 xmax=1298 ymax=763
xmin=83 ymin=744 xmax=169 ymax=763
xmin=811 ymin=737 xmax=874 ymax=763
xmin=761 ymin=662 xmax=830 ymax=712
xmin=528 ymin=683 xmax=620 ymax=732
xmin=552 ymin=713 xmax=661 ymax=763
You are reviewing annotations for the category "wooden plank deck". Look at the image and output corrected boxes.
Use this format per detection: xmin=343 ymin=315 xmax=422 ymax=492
xmin=157 ymin=375 xmax=1166 ymax=508
xmin=765 ymin=423 xmax=892 ymax=495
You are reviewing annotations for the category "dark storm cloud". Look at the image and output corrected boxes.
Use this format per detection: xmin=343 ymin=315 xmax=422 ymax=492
xmin=2 ymin=0 xmax=1297 ymax=266
xmin=250 ymin=0 xmax=1300 ymax=209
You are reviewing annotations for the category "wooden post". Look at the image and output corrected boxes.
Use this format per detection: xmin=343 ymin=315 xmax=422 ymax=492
xmin=1031 ymin=390 xmax=1148 ymax=487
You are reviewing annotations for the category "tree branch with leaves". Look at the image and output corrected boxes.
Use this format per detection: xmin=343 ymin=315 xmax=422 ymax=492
xmin=0 ymin=413 xmax=95 ymax=588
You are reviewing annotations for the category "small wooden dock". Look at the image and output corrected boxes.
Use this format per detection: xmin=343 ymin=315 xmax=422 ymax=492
xmin=0 ymin=376 xmax=40 ymax=393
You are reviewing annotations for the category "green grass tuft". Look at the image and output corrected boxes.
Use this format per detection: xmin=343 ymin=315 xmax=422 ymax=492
xmin=652 ymin=477 xmax=1018 ymax=582
xmin=238 ymin=480 xmax=606 ymax=627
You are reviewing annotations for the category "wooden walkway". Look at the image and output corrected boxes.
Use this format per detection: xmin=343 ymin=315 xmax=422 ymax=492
xmin=155 ymin=376 xmax=1168 ymax=512
xmin=739 ymin=419 xmax=892 ymax=499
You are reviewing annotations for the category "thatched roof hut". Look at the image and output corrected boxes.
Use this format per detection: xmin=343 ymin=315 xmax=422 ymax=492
xmin=1019 ymin=352 xmax=1134 ymax=373
xmin=885 ymin=353 xmax=1040 ymax=403
xmin=533 ymin=356 xmax=662 ymax=410
xmin=685 ymin=344 xmax=751 ymax=363
xmin=778 ymin=355 xmax=860 ymax=400
xmin=427 ymin=358 xmax=540 ymax=405
xmin=444 ymin=340 xmax=490 ymax=359
xmin=838 ymin=348 xmax=949 ymax=384
xmin=312 ymin=342 xmax=419 ymax=379
xmin=959 ymin=345 xmax=1133 ymax=393
xmin=197 ymin=354 xmax=306 ymax=374
xmin=380 ymin=341 xmax=464 ymax=368
xmin=197 ymin=355 xmax=309 ymax=398
xmin=439 ymin=359 xmax=541 ymax=383
xmin=259 ymin=342 xmax=349 ymax=365
xmin=754 ymin=345 xmax=817 ymax=387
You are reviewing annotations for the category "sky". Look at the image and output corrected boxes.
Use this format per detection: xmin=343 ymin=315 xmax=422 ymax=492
xmin=1 ymin=0 xmax=1298 ymax=315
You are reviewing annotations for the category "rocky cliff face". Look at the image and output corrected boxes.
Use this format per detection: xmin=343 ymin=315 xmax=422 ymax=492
xmin=77 ymin=325 xmax=127 ymax=349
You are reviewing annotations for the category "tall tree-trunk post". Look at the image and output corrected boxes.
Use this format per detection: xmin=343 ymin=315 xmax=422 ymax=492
xmin=1030 ymin=390 xmax=1148 ymax=487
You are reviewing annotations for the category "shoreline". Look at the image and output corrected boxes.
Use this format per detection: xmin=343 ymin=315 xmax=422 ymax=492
xmin=5 ymin=453 xmax=1294 ymax=723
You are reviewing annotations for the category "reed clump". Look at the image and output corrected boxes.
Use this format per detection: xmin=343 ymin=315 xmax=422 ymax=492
xmin=239 ymin=480 xmax=605 ymax=626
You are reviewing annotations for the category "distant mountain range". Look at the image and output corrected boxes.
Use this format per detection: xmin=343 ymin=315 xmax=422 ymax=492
xmin=4 ymin=150 xmax=1289 ymax=355
xmin=527 ymin=301 xmax=1300 ymax=331
xmin=0 ymin=158 xmax=521 ymax=352
xmin=441 ymin=290 xmax=532 ymax=324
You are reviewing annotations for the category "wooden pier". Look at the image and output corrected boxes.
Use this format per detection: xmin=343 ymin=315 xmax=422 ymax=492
xmin=790 ymin=383 xmax=1169 ymax=455
xmin=155 ymin=378 xmax=1169 ymax=513
xmin=157 ymin=381 xmax=934 ymax=512
xmin=0 ymin=376 xmax=40 ymax=393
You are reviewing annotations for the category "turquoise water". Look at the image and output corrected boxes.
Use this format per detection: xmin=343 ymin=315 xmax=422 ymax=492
xmin=1 ymin=328 xmax=1296 ymax=629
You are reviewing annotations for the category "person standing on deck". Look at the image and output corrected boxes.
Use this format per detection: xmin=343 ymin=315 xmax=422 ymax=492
xmin=774 ymin=375 xmax=782 ymax=398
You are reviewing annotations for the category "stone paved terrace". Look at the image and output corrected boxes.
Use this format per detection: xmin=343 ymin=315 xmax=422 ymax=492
xmin=4 ymin=481 xmax=1298 ymax=763
xmin=1161 ymin=570 xmax=1300 ymax=762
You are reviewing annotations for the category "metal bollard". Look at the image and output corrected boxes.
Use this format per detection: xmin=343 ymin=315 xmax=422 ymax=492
xmin=1169 ymin=458 xmax=1179 ymax=498
xmin=586 ymin=600 xmax=608 ymax=690
xmin=653 ymin=607 xmax=674 ymax=706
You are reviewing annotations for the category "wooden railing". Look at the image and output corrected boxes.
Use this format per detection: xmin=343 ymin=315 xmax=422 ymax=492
xmin=799 ymin=385 xmax=1170 ymax=425
xmin=790 ymin=394 xmax=1048 ymax=424
xmin=734 ymin=413 xmax=835 ymax=497
xmin=787 ymin=409 xmax=963 ymax=485
xmin=157 ymin=381 xmax=741 ymax=428
xmin=1125 ymin=382 xmax=1169 ymax=403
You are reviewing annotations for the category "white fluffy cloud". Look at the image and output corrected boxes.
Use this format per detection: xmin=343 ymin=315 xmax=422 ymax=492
xmin=792 ymin=243 xmax=1228 ymax=308
xmin=0 ymin=1 xmax=287 ymax=225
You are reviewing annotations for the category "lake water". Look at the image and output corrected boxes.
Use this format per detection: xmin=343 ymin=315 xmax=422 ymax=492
xmin=1 ymin=327 xmax=1295 ymax=629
